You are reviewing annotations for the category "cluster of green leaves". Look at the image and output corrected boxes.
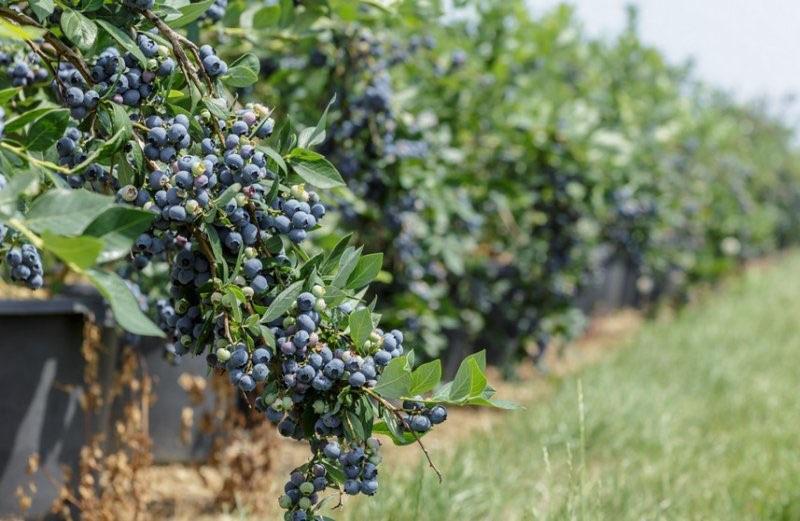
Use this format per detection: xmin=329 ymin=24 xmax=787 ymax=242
xmin=0 ymin=168 xmax=160 ymax=334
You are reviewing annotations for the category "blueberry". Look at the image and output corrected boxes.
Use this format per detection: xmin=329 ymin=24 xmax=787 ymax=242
xmin=228 ymin=347 xmax=248 ymax=367
xmin=252 ymin=363 xmax=269 ymax=382
xmin=343 ymin=479 xmax=360 ymax=496
xmin=348 ymin=371 xmax=366 ymax=388
xmin=243 ymin=258 xmax=263 ymax=279
xmin=429 ymin=405 xmax=448 ymax=424
xmin=288 ymin=228 xmax=307 ymax=243
xmin=251 ymin=275 xmax=268 ymax=294
xmin=409 ymin=415 xmax=431 ymax=433
xmin=238 ymin=374 xmax=255 ymax=392
xmin=297 ymin=292 xmax=315 ymax=311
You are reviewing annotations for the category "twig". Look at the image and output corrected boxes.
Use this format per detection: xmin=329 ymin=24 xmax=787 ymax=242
xmin=0 ymin=142 xmax=69 ymax=173
xmin=363 ymin=387 xmax=443 ymax=482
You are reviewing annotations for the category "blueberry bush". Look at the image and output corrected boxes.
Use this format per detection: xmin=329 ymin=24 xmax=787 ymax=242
xmin=0 ymin=1 xmax=511 ymax=520
xmin=210 ymin=0 xmax=800 ymax=372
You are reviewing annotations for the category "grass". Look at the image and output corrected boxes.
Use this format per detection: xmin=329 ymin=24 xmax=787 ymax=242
xmin=336 ymin=254 xmax=800 ymax=521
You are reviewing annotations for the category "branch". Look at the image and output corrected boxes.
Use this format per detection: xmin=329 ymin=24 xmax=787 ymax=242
xmin=363 ymin=387 xmax=443 ymax=482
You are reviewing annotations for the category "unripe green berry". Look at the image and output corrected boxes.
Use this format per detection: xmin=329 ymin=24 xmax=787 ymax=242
xmin=157 ymin=45 xmax=169 ymax=57
xmin=211 ymin=292 xmax=223 ymax=304
xmin=271 ymin=399 xmax=284 ymax=411
xmin=281 ymin=397 xmax=293 ymax=409
xmin=192 ymin=161 xmax=206 ymax=175
xmin=313 ymin=299 xmax=327 ymax=312
xmin=312 ymin=400 xmax=325 ymax=414
xmin=298 ymin=497 xmax=311 ymax=510
xmin=175 ymin=299 xmax=189 ymax=314
xmin=216 ymin=348 xmax=231 ymax=362
xmin=234 ymin=275 xmax=246 ymax=286
xmin=278 ymin=495 xmax=292 ymax=509
xmin=185 ymin=199 xmax=199 ymax=214
xmin=312 ymin=285 xmax=326 ymax=298
xmin=283 ymin=317 xmax=296 ymax=328
xmin=180 ymin=335 xmax=192 ymax=346
xmin=299 ymin=482 xmax=314 ymax=495
xmin=243 ymin=286 xmax=254 ymax=298
xmin=245 ymin=247 xmax=257 ymax=258
xmin=235 ymin=193 xmax=247 ymax=206
xmin=120 ymin=185 xmax=138 ymax=202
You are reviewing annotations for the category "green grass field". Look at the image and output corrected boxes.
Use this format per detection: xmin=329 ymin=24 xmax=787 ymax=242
xmin=339 ymin=255 xmax=800 ymax=521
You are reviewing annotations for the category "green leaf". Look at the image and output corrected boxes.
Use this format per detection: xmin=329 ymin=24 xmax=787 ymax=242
xmin=27 ymin=109 xmax=70 ymax=152
xmin=344 ymin=395 xmax=373 ymax=442
xmin=448 ymin=357 xmax=487 ymax=401
xmin=167 ymin=0 xmax=215 ymax=28
xmin=203 ymin=97 xmax=228 ymax=120
xmin=0 ymin=172 xmax=37 ymax=217
xmin=251 ymin=5 xmax=281 ymax=28
xmin=29 ymin=0 xmax=55 ymax=22
xmin=83 ymin=206 xmax=156 ymax=263
xmin=261 ymin=280 xmax=304 ymax=323
xmin=110 ymin=103 xmax=134 ymax=140
xmin=322 ymin=233 xmax=352 ymax=274
xmin=374 ymin=355 xmax=412 ymax=400
xmin=95 ymin=20 xmax=147 ymax=67
xmin=40 ymin=231 xmax=102 ymax=269
xmin=86 ymin=270 xmax=164 ymax=337
xmin=4 ymin=107 xmax=60 ymax=133
xmin=320 ymin=460 xmax=344 ymax=485
xmin=297 ymin=94 xmax=336 ymax=149
xmin=348 ymin=308 xmax=372 ymax=350
xmin=409 ymin=360 xmax=442 ymax=396
xmin=205 ymin=225 xmax=229 ymax=281
xmin=0 ymin=19 xmax=46 ymax=41
xmin=0 ymin=87 xmax=19 ymax=105
xmin=346 ymin=252 xmax=383 ymax=290
xmin=25 ymin=189 xmax=114 ymax=236
xmin=288 ymin=148 xmax=345 ymax=189
xmin=331 ymin=246 xmax=361 ymax=288
xmin=373 ymin=413 xmax=416 ymax=446
xmin=222 ymin=55 xmax=259 ymax=88
xmin=256 ymin=146 xmax=287 ymax=174
xmin=60 ymin=8 xmax=98 ymax=51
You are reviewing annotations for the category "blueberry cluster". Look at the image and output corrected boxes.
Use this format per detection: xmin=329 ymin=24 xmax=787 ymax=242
xmin=143 ymin=114 xmax=193 ymax=162
xmin=401 ymin=399 xmax=447 ymax=433
xmin=324 ymin=437 xmax=382 ymax=497
xmin=278 ymin=465 xmax=329 ymax=521
xmin=55 ymin=39 xmax=174 ymax=118
xmin=199 ymin=45 xmax=228 ymax=78
xmin=56 ymin=127 xmax=116 ymax=189
xmin=260 ymin=190 xmax=326 ymax=244
xmin=0 ymin=48 xmax=48 ymax=87
xmin=217 ymin=343 xmax=271 ymax=392
xmin=5 ymin=244 xmax=44 ymax=290
xmin=201 ymin=0 xmax=228 ymax=22
xmin=131 ymin=231 xmax=167 ymax=269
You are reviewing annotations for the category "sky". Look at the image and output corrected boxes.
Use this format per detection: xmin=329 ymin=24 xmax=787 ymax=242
xmin=528 ymin=0 xmax=800 ymax=109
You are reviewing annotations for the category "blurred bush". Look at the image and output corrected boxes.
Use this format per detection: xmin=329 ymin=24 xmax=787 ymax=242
xmin=206 ymin=0 xmax=800 ymax=370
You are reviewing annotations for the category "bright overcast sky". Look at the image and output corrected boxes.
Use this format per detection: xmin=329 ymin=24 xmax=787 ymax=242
xmin=528 ymin=0 xmax=800 ymax=108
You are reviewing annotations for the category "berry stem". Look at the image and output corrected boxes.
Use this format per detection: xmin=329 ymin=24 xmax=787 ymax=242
xmin=0 ymin=142 xmax=70 ymax=174
xmin=363 ymin=387 xmax=443 ymax=482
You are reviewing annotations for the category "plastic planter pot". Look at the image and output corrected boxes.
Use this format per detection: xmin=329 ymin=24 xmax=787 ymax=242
xmin=128 ymin=337 xmax=217 ymax=463
xmin=0 ymin=296 xmax=114 ymax=518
